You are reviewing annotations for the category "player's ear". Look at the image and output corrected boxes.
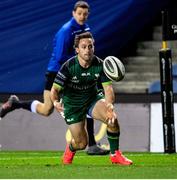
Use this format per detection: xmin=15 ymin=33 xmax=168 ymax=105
xmin=75 ymin=48 xmax=79 ymax=54
xmin=72 ymin=11 xmax=75 ymax=17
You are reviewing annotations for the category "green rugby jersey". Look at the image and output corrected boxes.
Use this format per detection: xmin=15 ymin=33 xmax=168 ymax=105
xmin=54 ymin=55 xmax=112 ymax=107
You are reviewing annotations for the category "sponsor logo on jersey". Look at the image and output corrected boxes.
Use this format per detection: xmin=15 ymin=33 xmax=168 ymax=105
xmin=72 ymin=76 xmax=77 ymax=80
xmin=85 ymin=27 xmax=90 ymax=31
xmin=72 ymin=28 xmax=90 ymax=35
xmin=71 ymin=76 xmax=79 ymax=83
xmin=72 ymin=29 xmax=82 ymax=35
xmin=81 ymin=72 xmax=90 ymax=76
xmin=95 ymin=74 xmax=99 ymax=78
xmin=68 ymin=83 xmax=95 ymax=90
xmin=66 ymin=118 xmax=74 ymax=123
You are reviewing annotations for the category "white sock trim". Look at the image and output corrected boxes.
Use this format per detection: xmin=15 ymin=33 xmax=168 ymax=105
xmin=86 ymin=114 xmax=92 ymax=118
xmin=31 ymin=100 xmax=40 ymax=113
xmin=111 ymin=154 xmax=116 ymax=156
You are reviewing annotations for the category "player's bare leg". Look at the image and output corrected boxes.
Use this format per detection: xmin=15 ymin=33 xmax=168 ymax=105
xmin=62 ymin=120 xmax=88 ymax=164
xmin=91 ymin=99 xmax=133 ymax=166
xmin=0 ymin=91 xmax=53 ymax=118
xmin=35 ymin=90 xmax=54 ymax=116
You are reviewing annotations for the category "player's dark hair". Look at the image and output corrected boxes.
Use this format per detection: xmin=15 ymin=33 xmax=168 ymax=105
xmin=73 ymin=1 xmax=90 ymax=12
xmin=74 ymin=32 xmax=94 ymax=48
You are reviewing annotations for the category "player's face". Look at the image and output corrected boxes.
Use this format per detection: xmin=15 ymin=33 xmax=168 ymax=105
xmin=76 ymin=38 xmax=94 ymax=62
xmin=73 ymin=7 xmax=89 ymax=25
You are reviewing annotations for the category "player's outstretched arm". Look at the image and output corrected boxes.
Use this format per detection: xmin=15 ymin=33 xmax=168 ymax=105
xmin=102 ymin=83 xmax=115 ymax=105
xmin=102 ymin=84 xmax=117 ymax=125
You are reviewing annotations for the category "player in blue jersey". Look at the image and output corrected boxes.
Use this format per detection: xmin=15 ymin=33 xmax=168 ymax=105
xmin=0 ymin=1 xmax=109 ymax=155
xmin=51 ymin=32 xmax=133 ymax=165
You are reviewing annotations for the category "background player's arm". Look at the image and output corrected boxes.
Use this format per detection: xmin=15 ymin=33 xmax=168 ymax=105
xmin=55 ymin=29 xmax=71 ymax=64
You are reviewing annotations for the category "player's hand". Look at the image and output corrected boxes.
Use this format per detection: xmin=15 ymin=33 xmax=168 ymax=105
xmin=106 ymin=103 xmax=117 ymax=126
xmin=53 ymin=100 xmax=64 ymax=113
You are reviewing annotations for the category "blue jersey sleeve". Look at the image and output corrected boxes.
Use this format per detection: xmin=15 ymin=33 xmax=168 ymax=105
xmin=55 ymin=28 xmax=72 ymax=65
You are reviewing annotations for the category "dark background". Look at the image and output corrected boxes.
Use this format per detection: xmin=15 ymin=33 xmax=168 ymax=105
xmin=0 ymin=0 xmax=172 ymax=93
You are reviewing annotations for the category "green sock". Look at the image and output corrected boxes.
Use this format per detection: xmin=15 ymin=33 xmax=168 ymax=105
xmin=69 ymin=143 xmax=76 ymax=152
xmin=107 ymin=131 xmax=120 ymax=154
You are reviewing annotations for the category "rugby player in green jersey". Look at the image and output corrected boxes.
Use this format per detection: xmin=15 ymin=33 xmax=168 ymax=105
xmin=0 ymin=1 xmax=109 ymax=155
xmin=51 ymin=32 xmax=133 ymax=165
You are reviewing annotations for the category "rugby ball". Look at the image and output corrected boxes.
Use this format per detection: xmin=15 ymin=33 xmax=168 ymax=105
xmin=103 ymin=56 xmax=125 ymax=82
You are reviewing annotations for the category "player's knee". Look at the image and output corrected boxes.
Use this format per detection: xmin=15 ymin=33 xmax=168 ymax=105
xmin=107 ymin=119 xmax=120 ymax=132
xmin=44 ymin=109 xmax=53 ymax=116
xmin=40 ymin=109 xmax=53 ymax=116
xmin=78 ymin=141 xmax=87 ymax=150
xmin=41 ymin=106 xmax=54 ymax=116
xmin=75 ymin=139 xmax=87 ymax=150
xmin=36 ymin=103 xmax=54 ymax=116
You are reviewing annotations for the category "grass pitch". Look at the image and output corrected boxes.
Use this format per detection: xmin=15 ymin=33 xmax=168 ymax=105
xmin=0 ymin=151 xmax=177 ymax=179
